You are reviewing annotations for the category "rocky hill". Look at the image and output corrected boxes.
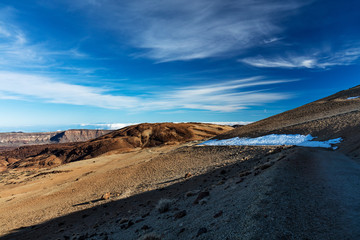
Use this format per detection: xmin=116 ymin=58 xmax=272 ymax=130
xmin=0 ymin=123 xmax=233 ymax=170
xmin=0 ymin=129 xmax=112 ymax=147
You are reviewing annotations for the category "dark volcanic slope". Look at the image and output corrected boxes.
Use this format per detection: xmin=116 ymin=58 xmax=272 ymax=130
xmin=216 ymin=85 xmax=360 ymax=156
xmin=0 ymin=129 xmax=111 ymax=147
xmin=0 ymin=123 xmax=232 ymax=170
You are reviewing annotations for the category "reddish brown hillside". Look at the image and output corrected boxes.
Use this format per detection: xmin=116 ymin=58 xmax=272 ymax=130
xmin=0 ymin=123 xmax=232 ymax=170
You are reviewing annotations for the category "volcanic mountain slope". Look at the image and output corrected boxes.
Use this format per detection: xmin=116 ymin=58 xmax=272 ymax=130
xmin=0 ymin=129 xmax=111 ymax=147
xmin=0 ymin=123 xmax=233 ymax=170
xmin=216 ymin=85 xmax=360 ymax=156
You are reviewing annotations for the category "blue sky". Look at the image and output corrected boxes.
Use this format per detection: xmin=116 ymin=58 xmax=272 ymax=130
xmin=0 ymin=0 xmax=359 ymax=131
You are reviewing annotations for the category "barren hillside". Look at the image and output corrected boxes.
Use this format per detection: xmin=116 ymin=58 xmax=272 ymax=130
xmin=215 ymin=85 xmax=360 ymax=157
xmin=217 ymin=85 xmax=360 ymax=139
xmin=0 ymin=123 xmax=233 ymax=171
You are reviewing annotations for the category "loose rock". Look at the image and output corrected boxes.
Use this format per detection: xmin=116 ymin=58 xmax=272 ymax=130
xmin=101 ymin=192 xmax=111 ymax=200
xmin=193 ymin=191 xmax=209 ymax=204
xmin=213 ymin=210 xmax=223 ymax=218
xmin=174 ymin=210 xmax=187 ymax=219
xmin=196 ymin=227 xmax=208 ymax=237
xmin=184 ymin=172 xmax=192 ymax=178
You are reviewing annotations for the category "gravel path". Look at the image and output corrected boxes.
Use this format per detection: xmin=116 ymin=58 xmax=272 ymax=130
xmin=246 ymin=148 xmax=360 ymax=239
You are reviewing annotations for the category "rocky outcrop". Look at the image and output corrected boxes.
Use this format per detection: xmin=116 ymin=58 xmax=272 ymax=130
xmin=0 ymin=130 xmax=112 ymax=147
xmin=49 ymin=129 xmax=112 ymax=143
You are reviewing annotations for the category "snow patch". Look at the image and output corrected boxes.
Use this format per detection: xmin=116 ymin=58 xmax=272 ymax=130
xmin=347 ymin=96 xmax=360 ymax=100
xmin=200 ymin=134 xmax=342 ymax=149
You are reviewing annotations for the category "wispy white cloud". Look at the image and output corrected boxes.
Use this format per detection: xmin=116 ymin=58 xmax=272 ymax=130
xmin=64 ymin=0 xmax=305 ymax=62
xmin=241 ymin=56 xmax=317 ymax=68
xmin=0 ymin=72 xmax=292 ymax=112
xmin=0 ymin=17 xmax=40 ymax=66
xmin=241 ymin=46 xmax=360 ymax=69
xmin=0 ymin=7 xmax=91 ymax=74
xmin=0 ymin=72 xmax=140 ymax=109
xmin=0 ymin=92 xmax=22 ymax=100
xmin=147 ymin=77 xmax=294 ymax=112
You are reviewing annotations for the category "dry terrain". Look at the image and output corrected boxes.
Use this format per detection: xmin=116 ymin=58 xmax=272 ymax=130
xmin=1 ymin=86 xmax=360 ymax=240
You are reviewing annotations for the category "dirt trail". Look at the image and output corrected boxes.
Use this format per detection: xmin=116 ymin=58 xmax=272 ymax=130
xmin=302 ymin=149 xmax=360 ymax=237
xmin=249 ymin=148 xmax=360 ymax=239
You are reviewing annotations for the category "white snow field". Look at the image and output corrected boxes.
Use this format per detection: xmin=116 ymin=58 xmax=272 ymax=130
xmin=200 ymin=134 xmax=342 ymax=149
xmin=347 ymin=96 xmax=360 ymax=100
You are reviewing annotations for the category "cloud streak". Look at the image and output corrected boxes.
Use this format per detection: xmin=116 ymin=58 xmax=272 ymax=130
xmin=241 ymin=45 xmax=360 ymax=69
xmin=158 ymin=78 xmax=293 ymax=111
xmin=0 ymin=72 xmax=140 ymax=109
xmin=0 ymin=15 xmax=40 ymax=67
xmin=65 ymin=0 xmax=305 ymax=62
xmin=0 ymin=72 xmax=292 ymax=112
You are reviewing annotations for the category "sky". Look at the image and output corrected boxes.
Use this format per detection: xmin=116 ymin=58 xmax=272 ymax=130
xmin=0 ymin=0 xmax=359 ymax=132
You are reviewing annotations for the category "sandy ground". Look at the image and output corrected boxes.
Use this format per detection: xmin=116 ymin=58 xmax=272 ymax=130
xmin=0 ymin=145 xmax=175 ymax=234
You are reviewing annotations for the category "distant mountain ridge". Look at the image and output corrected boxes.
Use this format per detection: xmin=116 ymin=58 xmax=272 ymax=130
xmin=0 ymin=129 xmax=112 ymax=147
